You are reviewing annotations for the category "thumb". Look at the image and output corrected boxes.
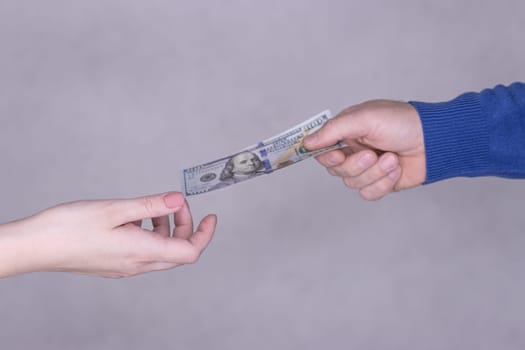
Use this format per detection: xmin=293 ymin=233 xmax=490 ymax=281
xmin=303 ymin=112 xmax=369 ymax=150
xmin=107 ymin=192 xmax=185 ymax=226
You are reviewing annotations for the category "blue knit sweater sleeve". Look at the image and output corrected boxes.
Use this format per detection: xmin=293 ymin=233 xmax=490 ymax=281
xmin=409 ymin=82 xmax=525 ymax=183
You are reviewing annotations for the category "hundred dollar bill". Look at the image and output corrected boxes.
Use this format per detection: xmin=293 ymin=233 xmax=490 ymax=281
xmin=181 ymin=110 xmax=345 ymax=196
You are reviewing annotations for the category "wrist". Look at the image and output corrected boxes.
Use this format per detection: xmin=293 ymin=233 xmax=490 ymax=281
xmin=0 ymin=216 xmax=50 ymax=277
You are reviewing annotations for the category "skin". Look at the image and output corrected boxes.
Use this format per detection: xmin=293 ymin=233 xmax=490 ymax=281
xmin=303 ymin=100 xmax=427 ymax=201
xmin=0 ymin=192 xmax=217 ymax=278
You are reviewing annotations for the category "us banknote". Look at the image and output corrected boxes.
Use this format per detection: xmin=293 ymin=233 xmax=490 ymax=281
xmin=181 ymin=110 xmax=345 ymax=196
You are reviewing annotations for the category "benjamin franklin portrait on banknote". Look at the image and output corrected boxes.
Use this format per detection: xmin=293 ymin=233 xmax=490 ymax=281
xmin=209 ymin=151 xmax=266 ymax=190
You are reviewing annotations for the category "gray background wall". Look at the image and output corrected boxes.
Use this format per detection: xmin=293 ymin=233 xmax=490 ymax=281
xmin=1 ymin=1 xmax=524 ymax=349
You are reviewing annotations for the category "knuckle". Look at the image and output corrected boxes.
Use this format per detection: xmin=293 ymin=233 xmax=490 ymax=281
xmin=319 ymin=153 xmax=337 ymax=167
xmin=343 ymin=177 xmax=358 ymax=189
xmin=362 ymin=179 xmax=394 ymax=201
xmin=357 ymin=136 xmax=367 ymax=144
xmin=331 ymin=166 xmax=346 ymax=177
xmin=359 ymin=188 xmax=370 ymax=200
xmin=327 ymin=168 xmax=338 ymax=177
xmin=372 ymin=188 xmax=388 ymax=199
xmin=185 ymin=249 xmax=200 ymax=264
xmin=322 ymin=119 xmax=340 ymax=138
xmin=324 ymin=118 xmax=337 ymax=131
xmin=344 ymin=164 xmax=362 ymax=178
xmin=360 ymin=188 xmax=382 ymax=201
xmin=102 ymin=200 xmax=122 ymax=222
xmin=350 ymin=175 xmax=367 ymax=188
xmin=333 ymin=164 xmax=347 ymax=177
xmin=379 ymin=176 xmax=396 ymax=192
xmin=392 ymin=182 xmax=403 ymax=192
xmin=142 ymin=196 xmax=156 ymax=217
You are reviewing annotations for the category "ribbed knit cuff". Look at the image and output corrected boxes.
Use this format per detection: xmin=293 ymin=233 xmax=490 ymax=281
xmin=409 ymin=92 xmax=490 ymax=184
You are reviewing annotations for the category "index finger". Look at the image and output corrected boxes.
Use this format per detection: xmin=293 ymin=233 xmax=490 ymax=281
xmin=304 ymin=112 xmax=369 ymax=150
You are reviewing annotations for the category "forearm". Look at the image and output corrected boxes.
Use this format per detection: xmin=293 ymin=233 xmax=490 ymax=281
xmin=410 ymin=82 xmax=525 ymax=183
xmin=0 ymin=218 xmax=48 ymax=278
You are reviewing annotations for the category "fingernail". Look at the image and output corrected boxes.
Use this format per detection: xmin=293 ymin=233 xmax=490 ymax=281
xmin=358 ymin=153 xmax=374 ymax=168
xmin=379 ymin=154 xmax=397 ymax=172
xmin=163 ymin=192 xmax=182 ymax=208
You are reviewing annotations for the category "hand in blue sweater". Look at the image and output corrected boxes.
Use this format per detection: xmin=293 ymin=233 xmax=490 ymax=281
xmin=304 ymin=82 xmax=525 ymax=200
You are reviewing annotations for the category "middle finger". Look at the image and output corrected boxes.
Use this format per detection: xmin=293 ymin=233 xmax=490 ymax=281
xmin=330 ymin=150 xmax=378 ymax=177
xmin=343 ymin=152 xmax=399 ymax=188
